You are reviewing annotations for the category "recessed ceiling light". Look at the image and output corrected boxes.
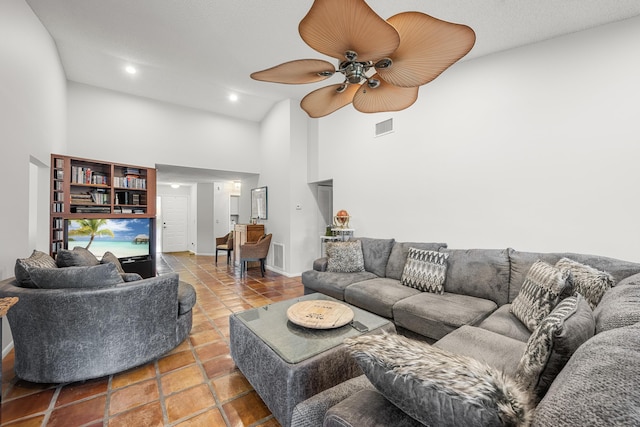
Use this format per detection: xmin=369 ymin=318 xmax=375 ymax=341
xmin=229 ymin=93 xmax=238 ymax=102
xmin=171 ymin=184 xmax=180 ymax=189
xmin=125 ymin=65 xmax=137 ymax=75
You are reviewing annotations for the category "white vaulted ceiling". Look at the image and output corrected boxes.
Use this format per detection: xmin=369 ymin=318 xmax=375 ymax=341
xmin=24 ymin=0 xmax=640 ymax=123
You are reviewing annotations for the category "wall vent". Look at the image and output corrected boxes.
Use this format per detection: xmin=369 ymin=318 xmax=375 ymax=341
xmin=375 ymin=118 xmax=394 ymax=137
xmin=273 ymin=242 xmax=285 ymax=270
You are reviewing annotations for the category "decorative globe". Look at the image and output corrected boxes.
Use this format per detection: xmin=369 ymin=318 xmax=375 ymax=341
xmin=334 ymin=210 xmax=350 ymax=228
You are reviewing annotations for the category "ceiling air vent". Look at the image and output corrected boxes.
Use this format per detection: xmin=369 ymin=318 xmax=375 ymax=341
xmin=375 ymin=118 xmax=393 ymax=137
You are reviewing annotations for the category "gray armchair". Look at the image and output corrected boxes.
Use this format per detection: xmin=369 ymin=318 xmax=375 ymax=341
xmin=240 ymin=233 xmax=272 ymax=277
xmin=0 ymin=272 xmax=195 ymax=383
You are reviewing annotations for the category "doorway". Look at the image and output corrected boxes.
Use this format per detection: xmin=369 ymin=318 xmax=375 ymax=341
xmin=159 ymin=195 xmax=189 ymax=252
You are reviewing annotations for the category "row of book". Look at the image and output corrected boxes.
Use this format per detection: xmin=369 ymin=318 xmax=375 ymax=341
xmin=71 ymin=166 xmax=109 ymax=185
xmin=113 ymin=176 xmax=146 ymax=189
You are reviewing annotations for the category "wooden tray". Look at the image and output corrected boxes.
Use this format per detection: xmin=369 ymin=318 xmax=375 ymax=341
xmin=287 ymin=300 xmax=354 ymax=329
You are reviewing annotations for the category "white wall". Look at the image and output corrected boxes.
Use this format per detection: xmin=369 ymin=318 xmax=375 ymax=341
xmin=311 ymin=16 xmax=640 ymax=262
xmin=67 ymin=82 xmax=261 ymax=173
xmin=0 ymin=0 xmax=67 ymax=355
xmin=257 ymin=100 xmax=319 ymax=275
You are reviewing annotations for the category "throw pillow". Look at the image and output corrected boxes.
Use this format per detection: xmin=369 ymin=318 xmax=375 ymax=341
xmin=56 ymin=247 xmax=99 ymax=267
xmin=345 ymin=333 xmax=534 ymax=427
xmin=400 ymin=248 xmax=448 ymax=294
xmin=326 ymin=241 xmax=365 ymax=273
xmin=555 ymin=257 xmax=614 ymax=309
xmin=593 ymin=279 xmax=640 ymax=333
xmin=101 ymin=251 xmax=125 ymax=273
xmin=29 ymin=263 xmax=124 ymax=289
xmin=14 ymin=250 xmax=58 ymax=288
xmin=515 ymin=295 xmax=595 ymax=401
xmin=510 ymin=261 xmax=572 ymax=332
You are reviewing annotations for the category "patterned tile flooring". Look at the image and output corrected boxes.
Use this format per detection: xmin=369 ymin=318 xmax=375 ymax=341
xmin=1 ymin=252 xmax=304 ymax=426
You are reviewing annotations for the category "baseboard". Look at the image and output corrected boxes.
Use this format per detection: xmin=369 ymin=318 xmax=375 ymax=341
xmin=265 ymin=265 xmax=301 ymax=278
xmin=2 ymin=341 xmax=14 ymax=359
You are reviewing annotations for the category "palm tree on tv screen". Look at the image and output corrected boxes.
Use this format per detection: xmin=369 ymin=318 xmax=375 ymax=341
xmin=69 ymin=219 xmax=115 ymax=250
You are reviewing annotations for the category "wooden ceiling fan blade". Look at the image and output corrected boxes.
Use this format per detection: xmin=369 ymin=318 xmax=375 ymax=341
xmin=250 ymin=59 xmax=335 ymax=84
xmin=352 ymin=75 xmax=418 ymax=113
xmin=376 ymin=12 xmax=476 ymax=88
xmin=299 ymin=0 xmax=400 ymax=62
xmin=300 ymin=83 xmax=360 ymax=118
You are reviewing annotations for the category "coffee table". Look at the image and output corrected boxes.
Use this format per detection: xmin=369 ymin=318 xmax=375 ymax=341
xmin=229 ymin=293 xmax=394 ymax=427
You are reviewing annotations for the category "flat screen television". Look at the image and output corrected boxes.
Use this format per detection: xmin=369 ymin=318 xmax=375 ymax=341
xmin=66 ymin=218 xmax=153 ymax=260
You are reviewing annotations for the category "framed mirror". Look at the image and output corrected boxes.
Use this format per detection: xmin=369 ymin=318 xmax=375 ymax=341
xmin=251 ymin=186 xmax=268 ymax=220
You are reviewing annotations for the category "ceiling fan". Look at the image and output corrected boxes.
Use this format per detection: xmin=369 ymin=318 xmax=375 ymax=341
xmin=251 ymin=0 xmax=475 ymax=118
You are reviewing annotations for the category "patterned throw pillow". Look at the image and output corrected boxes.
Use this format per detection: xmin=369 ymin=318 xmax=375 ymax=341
xmin=345 ymin=333 xmax=534 ymax=426
xmin=510 ymin=261 xmax=572 ymax=331
xmin=515 ymin=295 xmax=595 ymax=400
xmin=326 ymin=241 xmax=365 ymax=273
xmin=400 ymin=248 xmax=448 ymax=294
xmin=555 ymin=258 xmax=614 ymax=309
xmin=14 ymin=250 xmax=58 ymax=288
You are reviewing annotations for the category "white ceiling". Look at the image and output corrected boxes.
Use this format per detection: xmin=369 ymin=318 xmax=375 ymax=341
xmin=23 ymin=0 xmax=640 ymax=184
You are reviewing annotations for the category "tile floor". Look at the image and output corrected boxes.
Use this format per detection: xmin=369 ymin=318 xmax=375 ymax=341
xmin=1 ymin=252 xmax=304 ymax=427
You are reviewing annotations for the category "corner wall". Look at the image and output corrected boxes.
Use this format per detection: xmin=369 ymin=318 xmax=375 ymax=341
xmin=0 ymin=0 xmax=67 ymax=354
xmin=311 ymin=16 xmax=640 ymax=262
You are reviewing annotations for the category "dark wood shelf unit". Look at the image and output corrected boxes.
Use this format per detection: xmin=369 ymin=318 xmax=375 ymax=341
xmin=49 ymin=154 xmax=157 ymax=267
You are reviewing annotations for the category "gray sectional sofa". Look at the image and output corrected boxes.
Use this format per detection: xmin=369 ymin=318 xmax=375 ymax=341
xmin=298 ymin=237 xmax=640 ymax=426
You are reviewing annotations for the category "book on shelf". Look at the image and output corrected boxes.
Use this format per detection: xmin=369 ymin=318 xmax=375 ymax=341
xmin=54 ymin=158 xmax=64 ymax=168
xmin=71 ymin=166 xmax=108 ymax=185
xmin=71 ymin=206 xmax=111 ymax=213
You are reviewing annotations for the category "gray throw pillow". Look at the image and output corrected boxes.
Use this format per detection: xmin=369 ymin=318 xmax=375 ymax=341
xmin=326 ymin=241 xmax=365 ymax=273
xmin=593 ymin=277 xmax=640 ymax=333
xmin=14 ymin=250 xmax=58 ymax=288
xmin=56 ymin=246 xmax=99 ymax=267
xmin=345 ymin=333 xmax=534 ymax=427
xmin=29 ymin=263 xmax=124 ymax=289
xmin=101 ymin=251 xmax=125 ymax=273
xmin=515 ymin=295 xmax=595 ymax=401
xmin=555 ymin=257 xmax=614 ymax=309
xmin=510 ymin=261 xmax=573 ymax=332
xmin=400 ymin=248 xmax=448 ymax=294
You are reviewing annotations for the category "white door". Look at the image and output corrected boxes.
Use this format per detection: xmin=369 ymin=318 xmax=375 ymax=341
xmin=161 ymin=195 xmax=189 ymax=252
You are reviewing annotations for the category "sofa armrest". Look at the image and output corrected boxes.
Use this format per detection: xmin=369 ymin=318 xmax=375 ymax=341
xmin=313 ymin=257 xmax=328 ymax=272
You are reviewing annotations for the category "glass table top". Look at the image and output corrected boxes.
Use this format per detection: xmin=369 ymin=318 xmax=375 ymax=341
xmin=234 ymin=293 xmax=391 ymax=364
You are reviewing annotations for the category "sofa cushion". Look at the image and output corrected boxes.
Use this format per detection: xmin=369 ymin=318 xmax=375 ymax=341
xmin=101 ymin=251 xmax=125 ymax=273
xmin=357 ymin=237 xmax=395 ymax=277
xmin=56 ymin=247 xmax=100 ymax=267
xmin=385 ymin=242 xmax=447 ymax=280
xmin=555 ymin=257 xmax=614 ymax=309
xmin=435 ymin=325 xmax=527 ymax=377
xmin=177 ymin=281 xmax=197 ymax=315
xmin=301 ymin=270 xmax=378 ymax=301
xmin=593 ymin=273 xmax=640 ymax=333
xmin=440 ymin=248 xmax=511 ymax=306
xmin=532 ymin=322 xmax=640 ymax=427
xmin=345 ymin=278 xmax=421 ymax=319
xmin=515 ymin=295 xmax=595 ymax=401
xmin=326 ymin=241 xmax=365 ymax=273
xmin=477 ymin=304 xmax=531 ymax=342
xmin=393 ymin=292 xmax=497 ymax=341
xmin=15 ymin=250 xmax=58 ymax=288
xmin=510 ymin=261 xmax=572 ymax=332
xmin=400 ymin=248 xmax=448 ymax=294
xmin=29 ymin=263 xmax=124 ymax=289
xmin=508 ymin=249 xmax=640 ymax=302
xmin=345 ymin=333 xmax=534 ymax=427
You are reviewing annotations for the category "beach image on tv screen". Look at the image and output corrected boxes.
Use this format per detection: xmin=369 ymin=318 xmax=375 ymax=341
xmin=67 ymin=218 xmax=150 ymax=259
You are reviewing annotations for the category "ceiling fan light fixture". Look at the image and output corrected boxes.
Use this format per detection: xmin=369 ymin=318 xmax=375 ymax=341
xmin=252 ymin=0 xmax=475 ymax=117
